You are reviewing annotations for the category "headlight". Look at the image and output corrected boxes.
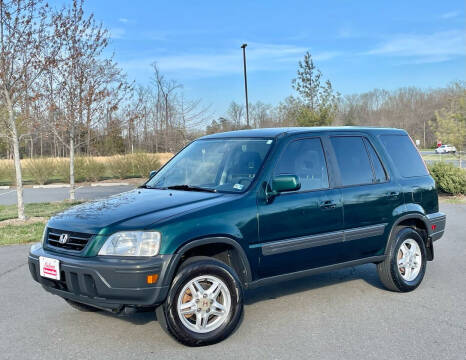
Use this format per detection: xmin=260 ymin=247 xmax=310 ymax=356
xmin=98 ymin=231 xmax=161 ymax=256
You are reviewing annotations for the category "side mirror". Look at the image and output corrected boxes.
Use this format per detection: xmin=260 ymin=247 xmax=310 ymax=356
xmin=267 ymin=175 xmax=300 ymax=201
xmin=149 ymin=170 xmax=157 ymax=179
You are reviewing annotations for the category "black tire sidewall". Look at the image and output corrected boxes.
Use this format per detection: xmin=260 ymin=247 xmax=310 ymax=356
xmin=163 ymin=259 xmax=243 ymax=346
xmin=390 ymin=228 xmax=427 ymax=291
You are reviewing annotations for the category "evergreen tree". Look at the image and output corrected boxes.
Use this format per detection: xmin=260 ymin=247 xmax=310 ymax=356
xmin=292 ymin=52 xmax=339 ymax=126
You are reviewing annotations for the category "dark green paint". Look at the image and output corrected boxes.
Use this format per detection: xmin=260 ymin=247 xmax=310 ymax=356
xmin=45 ymin=127 xmax=441 ymax=283
xmin=270 ymin=175 xmax=301 ymax=193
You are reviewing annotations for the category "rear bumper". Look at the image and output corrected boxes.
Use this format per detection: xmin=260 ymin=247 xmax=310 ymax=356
xmin=28 ymin=243 xmax=173 ymax=311
xmin=427 ymin=212 xmax=446 ymax=242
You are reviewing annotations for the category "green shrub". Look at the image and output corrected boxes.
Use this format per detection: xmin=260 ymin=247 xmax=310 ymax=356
xmin=0 ymin=161 xmax=16 ymax=185
xmin=76 ymin=157 xmax=106 ymax=182
xmin=23 ymin=158 xmax=56 ymax=185
xmin=74 ymin=157 xmax=89 ymax=182
xmin=55 ymin=157 xmax=106 ymax=183
xmin=429 ymin=162 xmax=466 ymax=195
xmin=130 ymin=153 xmax=161 ymax=178
xmin=106 ymin=155 xmax=134 ymax=179
xmin=54 ymin=159 xmax=70 ymax=183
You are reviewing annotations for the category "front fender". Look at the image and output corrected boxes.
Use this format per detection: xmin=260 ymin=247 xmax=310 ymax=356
xmin=158 ymin=236 xmax=253 ymax=290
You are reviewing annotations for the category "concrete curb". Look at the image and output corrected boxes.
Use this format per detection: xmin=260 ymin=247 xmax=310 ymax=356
xmin=90 ymin=182 xmax=130 ymax=187
xmin=33 ymin=184 xmax=70 ymax=189
xmin=0 ymin=186 xmax=10 ymax=190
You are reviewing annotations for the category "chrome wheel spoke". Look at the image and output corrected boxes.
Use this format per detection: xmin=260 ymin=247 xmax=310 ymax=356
xmin=194 ymin=310 xmax=210 ymax=330
xmin=192 ymin=280 xmax=205 ymax=295
xmin=400 ymin=243 xmax=410 ymax=256
xmin=201 ymin=312 xmax=210 ymax=327
xmin=206 ymin=280 xmax=221 ymax=299
xmin=179 ymin=300 xmax=196 ymax=315
xmin=211 ymin=301 xmax=226 ymax=316
xmin=404 ymin=264 xmax=412 ymax=280
xmin=195 ymin=312 xmax=203 ymax=328
xmin=188 ymin=284 xmax=198 ymax=298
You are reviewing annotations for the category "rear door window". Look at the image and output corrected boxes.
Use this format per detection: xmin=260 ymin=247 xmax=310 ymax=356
xmin=380 ymin=135 xmax=428 ymax=178
xmin=330 ymin=136 xmax=373 ymax=186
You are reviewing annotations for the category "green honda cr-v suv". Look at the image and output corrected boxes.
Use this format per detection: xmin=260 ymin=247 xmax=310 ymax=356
xmin=28 ymin=127 xmax=446 ymax=346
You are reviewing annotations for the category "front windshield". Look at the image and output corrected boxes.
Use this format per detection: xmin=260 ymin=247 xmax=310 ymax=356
xmin=146 ymin=138 xmax=273 ymax=193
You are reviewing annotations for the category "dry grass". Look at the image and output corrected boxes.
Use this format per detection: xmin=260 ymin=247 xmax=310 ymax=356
xmin=438 ymin=194 xmax=466 ymax=204
xmin=0 ymin=217 xmax=47 ymax=227
xmin=0 ymin=222 xmax=46 ymax=245
xmin=0 ymin=153 xmax=173 ymax=186
xmin=0 ymin=153 xmax=173 ymax=167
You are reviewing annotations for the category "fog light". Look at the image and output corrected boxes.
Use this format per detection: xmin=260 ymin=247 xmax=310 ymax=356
xmin=147 ymin=274 xmax=159 ymax=284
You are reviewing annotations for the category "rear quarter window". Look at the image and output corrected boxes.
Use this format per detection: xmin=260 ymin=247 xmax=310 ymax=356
xmin=380 ymin=134 xmax=428 ymax=178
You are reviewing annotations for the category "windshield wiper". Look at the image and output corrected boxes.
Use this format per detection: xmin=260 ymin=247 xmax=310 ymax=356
xmin=165 ymin=184 xmax=217 ymax=193
xmin=139 ymin=184 xmax=168 ymax=190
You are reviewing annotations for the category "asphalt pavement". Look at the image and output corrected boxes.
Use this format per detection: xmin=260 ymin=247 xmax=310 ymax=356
xmin=0 ymin=203 xmax=465 ymax=359
xmin=0 ymin=185 xmax=135 ymax=205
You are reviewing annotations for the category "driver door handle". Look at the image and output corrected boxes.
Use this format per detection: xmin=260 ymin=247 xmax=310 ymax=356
xmin=320 ymin=200 xmax=336 ymax=209
xmin=387 ymin=191 xmax=400 ymax=199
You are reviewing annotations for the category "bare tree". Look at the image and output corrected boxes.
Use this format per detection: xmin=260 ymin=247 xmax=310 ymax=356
xmin=47 ymin=0 xmax=110 ymax=200
xmin=152 ymin=63 xmax=181 ymax=152
xmin=226 ymin=102 xmax=244 ymax=128
xmin=0 ymin=0 xmax=56 ymax=219
xmin=336 ymin=83 xmax=465 ymax=147
xmin=81 ymin=58 xmax=130 ymax=155
xmin=250 ymin=101 xmax=272 ymax=128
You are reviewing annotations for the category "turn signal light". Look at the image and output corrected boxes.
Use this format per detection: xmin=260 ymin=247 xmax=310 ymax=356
xmin=147 ymin=274 xmax=159 ymax=284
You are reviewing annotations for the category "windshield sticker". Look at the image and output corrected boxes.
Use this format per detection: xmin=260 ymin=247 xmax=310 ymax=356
xmin=233 ymin=183 xmax=244 ymax=190
xmin=266 ymin=140 xmax=273 ymax=144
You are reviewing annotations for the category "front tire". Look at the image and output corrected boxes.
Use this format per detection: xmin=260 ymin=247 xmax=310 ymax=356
xmin=377 ymin=227 xmax=427 ymax=292
xmin=156 ymin=257 xmax=243 ymax=346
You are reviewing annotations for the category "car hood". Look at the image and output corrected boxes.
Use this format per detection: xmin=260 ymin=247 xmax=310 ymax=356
xmin=47 ymin=188 xmax=227 ymax=234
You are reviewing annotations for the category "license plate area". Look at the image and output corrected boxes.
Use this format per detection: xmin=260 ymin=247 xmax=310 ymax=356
xmin=39 ymin=256 xmax=60 ymax=280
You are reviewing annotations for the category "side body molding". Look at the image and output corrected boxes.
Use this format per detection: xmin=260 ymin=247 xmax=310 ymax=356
xmin=259 ymin=224 xmax=387 ymax=256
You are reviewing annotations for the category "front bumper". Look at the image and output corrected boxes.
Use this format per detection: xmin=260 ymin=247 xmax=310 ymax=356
xmin=28 ymin=244 xmax=173 ymax=311
xmin=427 ymin=212 xmax=446 ymax=242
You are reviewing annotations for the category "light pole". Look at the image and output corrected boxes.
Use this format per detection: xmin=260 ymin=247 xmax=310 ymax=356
xmin=241 ymin=43 xmax=249 ymax=127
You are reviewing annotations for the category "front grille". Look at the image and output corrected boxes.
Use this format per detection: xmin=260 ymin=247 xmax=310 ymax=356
xmin=46 ymin=228 xmax=93 ymax=252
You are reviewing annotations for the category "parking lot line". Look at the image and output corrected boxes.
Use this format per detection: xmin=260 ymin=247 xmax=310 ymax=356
xmin=0 ymin=190 xmax=15 ymax=197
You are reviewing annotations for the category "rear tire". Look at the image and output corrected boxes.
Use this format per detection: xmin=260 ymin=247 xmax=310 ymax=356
xmin=377 ymin=226 xmax=427 ymax=292
xmin=156 ymin=257 xmax=243 ymax=346
xmin=65 ymin=299 xmax=100 ymax=312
